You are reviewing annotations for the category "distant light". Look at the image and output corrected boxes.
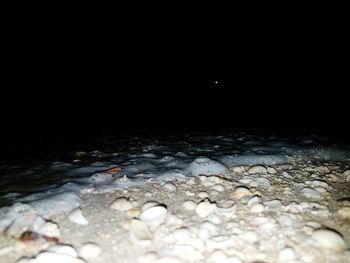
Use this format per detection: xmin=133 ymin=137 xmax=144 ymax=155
xmin=214 ymin=81 xmax=218 ymax=84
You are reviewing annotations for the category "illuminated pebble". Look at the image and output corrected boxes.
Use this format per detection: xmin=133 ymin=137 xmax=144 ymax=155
xmin=110 ymin=197 xmax=133 ymax=211
xmin=48 ymin=244 xmax=78 ymax=257
xmin=311 ymin=229 xmax=347 ymax=252
xmin=231 ymin=186 xmax=253 ymax=200
xmin=278 ymin=247 xmax=296 ymax=261
xmin=183 ymin=200 xmax=197 ymax=210
xmin=248 ymin=165 xmax=267 ymax=174
xmin=68 ymin=208 xmax=88 ymax=225
xmin=195 ymin=199 xmax=217 ymax=218
xmin=79 ymin=242 xmax=101 ymax=258
xmin=140 ymin=206 xmax=167 ymax=223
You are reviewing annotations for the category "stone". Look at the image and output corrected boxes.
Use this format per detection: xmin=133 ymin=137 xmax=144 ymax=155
xmin=129 ymin=219 xmax=153 ymax=246
xmin=79 ymin=242 xmax=101 ymax=258
xmin=163 ymin=182 xmax=177 ymax=192
xmin=183 ymin=200 xmax=197 ymax=210
xmin=302 ymin=188 xmax=321 ymax=199
xmin=249 ymin=203 xmax=265 ymax=213
xmin=195 ymin=199 xmax=217 ymax=218
xmin=278 ymin=247 xmax=296 ymax=261
xmin=48 ymin=244 xmax=78 ymax=257
xmin=68 ymin=208 xmax=88 ymax=225
xmin=110 ymin=197 xmax=133 ymax=211
xmin=140 ymin=205 xmax=167 ymax=224
xmin=311 ymin=228 xmax=347 ymax=252
xmin=248 ymin=165 xmax=267 ymax=174
xmin=28 ymin=251 xmax=86 ymax=263
xmin=38 ymin=222 xmax=60 ymax=238
xmin=231 ymin=186 xmax=253 ymax=200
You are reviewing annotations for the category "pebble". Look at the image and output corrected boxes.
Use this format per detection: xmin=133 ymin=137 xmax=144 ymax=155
xmin=127 ymin=208 xmax=141 ymax=217
xmin=38 ymin=222 xmax=60 ymax=238
xmin=302 ymin=188 xmax=321 ymax=199
xmin=231 ymin=166 xmax=245 ymax=173
xmin=156 ymin=256 xmax=183 ymax=263
xmin=27 ymin=251 xmax=86 ymax=263
xmin=231 ymin=186 xmax=253 ymax=200
xmin=198 ymin=221 xmax=218 ymax=239
xmin=247 ymin=195 xmax=261 ymax=207
xmin=0 ymin=245 xmax=13 ymax=256
xmin=183 ymin=200 xmax=197 ymax=210
xmin=212 ymin=184 xmax=225 ymax=192
xmin=278 ymin=214 xmax=294 ymax=226
xmin=311 ymin=228 xmax=347 ymax=252
xmin=68 ymin=208 xmax=89 ymax=225
xmin=255 ymin=178 xmax=271 ymax=188
xmin=141 ymin=201 xmax=160 ymax=211
xmin=310 ymin=180 xmax=328 ymax=188
xmin=172 ymin=245 xmax=204 ymax=261
xmin=263 ymin=199 xmax=282 ymax=209
xmin=129 ymin=219 xmax=153 ymax=246
xmin=163 ymin=182 xmax=177 ymax=192
xmin=198 ymin=191 xmax=209 ymax=199
xmin=248 ymin=165 xmax=267 ymax=174
xmin=267 ymin=167 xmax=277 ymax=174
xmin=110 ymin=197 xmax=133 ymax=211
xmin=337 ymin=198 xmax=350 ymax=217
xmin=79 ymin=242 xmax=101 ymax=258
xmin=278 ymin=247 xmax=296 ymax=261
xmin=172 ymin=227 xmax=192 ymax=243
xmin=140 ymin=205 xmax=167 ymax=224
xmin=48 ymin=244 xmax=78 ymax=257
xmin=249 ymin=203 xmax=265 ymax=213
xmin=208 ymin=250 xmax=227 ymax=262
xmin=195 ymin=199 xmax=217 ymax=218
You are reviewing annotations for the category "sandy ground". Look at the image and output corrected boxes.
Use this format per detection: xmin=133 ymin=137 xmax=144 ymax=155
xmin=1 ymin=159 xmax=350 ymax=263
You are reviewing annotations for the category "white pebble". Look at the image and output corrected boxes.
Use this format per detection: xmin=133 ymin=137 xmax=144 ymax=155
xmin=195 ymin=199 xmax=217 ymax=218
xmin=38 ymin=222 xmax=60 ymax=238
xmin=79 ymin=242 xmax=101 ymax=258
xmin=278 ymin=247 xmax=296 ymax=261
xmin=198 ymin=191 xmax=209 ymax=199
xmin=140 ymin=205 xmax=167 ymax=224
xmin=310 ymin=180 xmax=328 ymax=188
xmin=208 ymin=250 xmax=227 ymax=262
xmin=247 ymin=195 xmax=261 ymax=207
xmin=68 ymin=208 xmax=88 ymax=225
xmin=256 ymin=178 xmax=271 ymax=188
xmin=267 ymin=167 xmax=277 ymax=174
xmin=156 ymin=256 xmax=183 ymax=263
xmin=110 ymin=197 xmax=133 ymax=211
xmin=248 ymin=165 xmax=267 ymax=174
xmin=311 ymin=228 xmax=347 ymax=252
xmin=163 ymin=182 xmax=177 ymax=192
xmin=249 ymin=203 xmax=265 ymax=213
xmin=29 ymin=251 xmax=86 ymax=263
xmin=48 ymin=244 xmax=78 ymax=257
xmin=0 ymin=245 xmax=13 ymax=256
xmin=231 ymin=186 xmax=253 ymax=200
xmin=302 ymin=188 xmax=321 ymax=199
xmin=263 ymin=199 xmax=282 ymax=209
xmin=183 ymin=200 xmax=197 ymax=210
xmin=129 ymin=219 xmax=153 ymax=246
xmin=212 ymin=184 xmax=225 ymax=192
xmin=141 ymin=201 xmax=159 ymax=212
xmin=172 ymin=228 xmax=192 ymax=243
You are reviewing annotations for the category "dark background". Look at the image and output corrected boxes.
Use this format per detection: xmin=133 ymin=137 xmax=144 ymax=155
xmin=1 ymin=20 xmax=349 ymax=160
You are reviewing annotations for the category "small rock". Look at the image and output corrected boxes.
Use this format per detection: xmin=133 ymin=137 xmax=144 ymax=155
xmin=255 ymin=178 xmax=271 ymax=188
xmin=208 ymin=250 xmax=227 ymax=262
xmin=38 ymin=222 xmax=60 ymax=238
xmin=127 ymin=208 xmax=141 ymax=217
xmin=248 ymin=165 xmax=267 ymax=174
xmin=68 ymin=208 xmax=88 ymax=225
xmin=195 ymin=199 xmax=217 ymax=218
xmin=212 ymin=184 xmax=225 ymax=192
xmin=198 ymin=191 xmax=209 ymax=199
xmin=140 ymin=205 xmax=167 ymax=224
xmin=163 ymin=182 xmax=177 ymax=192
xmin=267 ymin=167 xmax=277 ymax=174
xmin=183 ymin=200 xmax=197 ymax=210
xmin=129 ymin=219 xmax=153 ymax=246
xmin=231 ymin=186 xmax=253 ymax=200
xmin=79 ymin=242 xmax=101 ymax=258
xmin=141 ymin=201 xmax=159 ymax=212
xmin=278 ymin=247 xmax=296 ymax=261
xmin=172 ymin=228 xmax=192 ymax=243
xmin=110 ymin=197 xmax=133 ymax=211
xmin=156 ymin=256 xmax=183 ymax=263
xmin=311 ymin=228 xmax=347 ymax=252
xmin=249 ymin=203 xmax=265 ymax=213
xmin=231 ymin=166 xmax=245 ymax=173
xmin=48 ymin=244 xmax=78 ymax=257
xmin=302 ymin=188 xmax=321 ymax=199
xmin=28 ymin=251 xmax=86 ymax=263
xmin=247 ymin=195 xmax=261 ymax=207
xmin=0 ymin=245 xmax=13 ymax=256
xmin=263 ymin=199 xmax=282 ymax=209
xmin=310 ymin=180 xmax=328 ymax=188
